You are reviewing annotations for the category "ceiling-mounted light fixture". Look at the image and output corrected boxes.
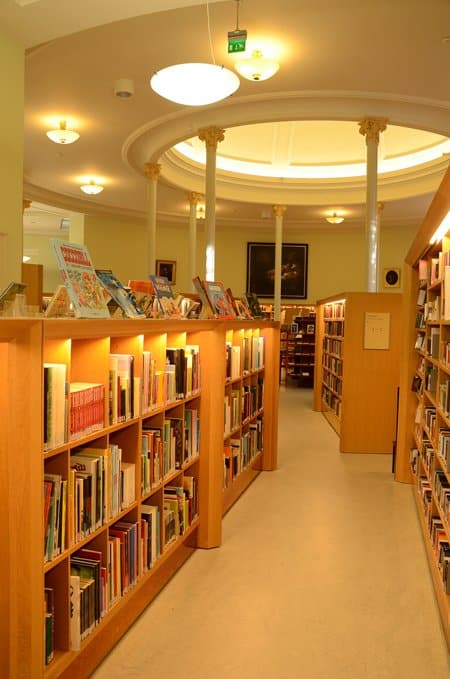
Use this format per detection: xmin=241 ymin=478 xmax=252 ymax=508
xmin=235 ymin=49 xmax=279 ymax=82
xmin=150 ymin=63 xmax=239 ymax=106
xmin=150 ymin=4 xmax=240 ymax=106
xmin=46 ymin=120 xmax=80 ymax=145
xmin=326 ymin=212 xmax=345 ymax=224
xmin=196 ymin=203 xmax=206 ymax=220
xmin=80 ymin=180 xmax=104 ymax=195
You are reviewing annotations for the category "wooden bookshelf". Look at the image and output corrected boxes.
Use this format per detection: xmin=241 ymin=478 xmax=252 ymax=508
xmin=313 ymin=292 xmax=402 ymax=453
xmin=3 ymin=318 xmax=279 ymax=678
xmin=396 ymin=166 xmax=450 ymax=648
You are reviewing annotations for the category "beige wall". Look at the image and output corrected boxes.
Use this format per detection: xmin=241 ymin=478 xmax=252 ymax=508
xmin=81 ymin=214 xmax=417 ymax=303
xmin=0 ymin=30 xmax=24 ymax=290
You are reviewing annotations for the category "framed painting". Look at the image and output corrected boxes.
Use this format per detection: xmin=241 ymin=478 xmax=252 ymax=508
xmin=155 ymin=259 xmax=176 ymax=285
xmin=246 ymin=242 xmax=308 ymax=299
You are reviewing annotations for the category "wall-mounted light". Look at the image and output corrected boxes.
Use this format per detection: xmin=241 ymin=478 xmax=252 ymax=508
xmin=46 ymin=120 xmax=80 ymax=145
xmin=80 ymin=180 xmax=104 ymax=195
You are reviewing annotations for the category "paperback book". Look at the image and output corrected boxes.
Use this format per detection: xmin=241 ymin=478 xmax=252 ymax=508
xmin=96 ymin=269 xmax=145 ymax=319
xmin=149 ymin=275 xmax=182 ymax=318
xmin=51 ymin=239 xmax=110 ymax=319
xmin=203 ymin=280 xmax=235 ymax=319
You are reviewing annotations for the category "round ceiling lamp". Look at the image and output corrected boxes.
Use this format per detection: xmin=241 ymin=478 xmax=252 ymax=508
xmin=235 ymin=49 xmax=279 ymax=82
xmin=46 ymin=120 xmax=80 ymax=145
xmin=80 ymin=180 xmax=104 ymax=195
xmin=150 ymin=63 xmax=240 ymax=106
xmin=326 ymin=212 xmax=345 ymax=224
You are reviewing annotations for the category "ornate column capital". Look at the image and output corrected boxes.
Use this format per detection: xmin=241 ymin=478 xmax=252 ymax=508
xmin=187 ymin=191 xmax=203 ymax=205
xmin=273 ymin=204 xmax=287 ymax=218
xmin=22 ymin=199 xmax=32 ymax=212
xmin=143 ymin=162 xmax=161 ymax=181
xmin=358 ymin=117 xmax=387 ymax=144
xmin=198 ymin=126 xmax=225 ymax=149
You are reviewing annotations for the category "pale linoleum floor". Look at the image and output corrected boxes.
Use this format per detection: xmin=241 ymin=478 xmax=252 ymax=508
xmin=91 ymin=386 xmax=450 ymax=679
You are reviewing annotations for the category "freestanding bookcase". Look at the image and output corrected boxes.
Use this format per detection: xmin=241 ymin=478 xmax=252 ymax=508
xmin=396 ymin=165 xmax=450 ymax=649
xmin=313 ymin=292 xmax=402 ymax=453
xmin=1 ymin=318 xmax=279 ymax=679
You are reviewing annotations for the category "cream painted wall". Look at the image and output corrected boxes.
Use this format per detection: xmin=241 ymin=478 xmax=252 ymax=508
xmin=23 ymin=234 xmax=61 ymax=292
xmin=0 ymin=30 xmax=24 ymax=290
xmin=80 ymin=214 xmax=418 ymax=303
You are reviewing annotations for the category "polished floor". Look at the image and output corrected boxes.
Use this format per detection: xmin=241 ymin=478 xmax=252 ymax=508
xmin=91 ymin=386 xmax=450 ymax=679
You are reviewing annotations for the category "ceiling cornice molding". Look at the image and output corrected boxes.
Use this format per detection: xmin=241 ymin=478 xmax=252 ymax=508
xmin=124 ymin=90 xmax=450 ymax=176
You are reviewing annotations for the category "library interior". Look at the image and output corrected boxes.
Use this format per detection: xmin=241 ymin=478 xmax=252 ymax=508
xmin=2 ymin=1 xmax=450 ymax=677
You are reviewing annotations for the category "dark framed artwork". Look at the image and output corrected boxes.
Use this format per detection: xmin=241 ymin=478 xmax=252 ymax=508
xmin=155 ymin=259 xmax=176 ymax=285
xmin=246 ymin=242 xmax=308 ymax=299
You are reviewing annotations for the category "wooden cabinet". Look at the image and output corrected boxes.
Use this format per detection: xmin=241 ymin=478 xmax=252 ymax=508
xmin=2 ymin=318 xmax=279 ymax=678
xmin=396 ymin=166 xmax=450 ymax=648
xmin=314 ymin=292 xmax=402 ymax=453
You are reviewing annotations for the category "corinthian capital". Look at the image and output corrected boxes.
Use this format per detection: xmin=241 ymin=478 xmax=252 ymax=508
xmin=198 ymin=126 xmax=225 ymax=148
xmin=358 ymin=117 xmax=388 ymax=144
xmin=143 ymin=162 xmax=161 ymax=181
xmin=273 ymin=204 xmax=287 ymax=218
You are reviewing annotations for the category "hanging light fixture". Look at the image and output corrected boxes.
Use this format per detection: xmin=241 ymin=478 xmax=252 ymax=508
xmin=150 ymin=4 xmax=240 ymax=106
xmin=80 ymin=180 xmax=104 ymax=195
xmin=235 ymin=49 xmax=279 ymax=82
xmin=46 ymin=120 xmax=80 ymax=145
xmin=150 ymin=63 xmax=239 ymax=106
xmin=326 ymin=212 xmax=345 ymax=224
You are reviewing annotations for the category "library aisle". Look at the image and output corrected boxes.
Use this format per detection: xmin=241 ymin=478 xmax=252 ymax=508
xmin=91 ymin=387 xmax=450 ymax=679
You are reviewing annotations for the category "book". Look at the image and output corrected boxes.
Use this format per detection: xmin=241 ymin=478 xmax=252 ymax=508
xmin=192 ymin=276 xmax=215 ymax=318
xmin=0 ymin=281 xmax=27 ymax=313
xmin=148 ymin=275 xmax=182 ymax=318
xmin=44 ymin=284 xmax=73 ymax=318
xmin=51 ymin=239 xmax=110 ymax=319
xmin=244 ymin=292 xmax=264 ymax=319
xmin=96 ymin=269 xmax=146 ymax=319
xmin=203 ymin=281 xmax=235 ymax=319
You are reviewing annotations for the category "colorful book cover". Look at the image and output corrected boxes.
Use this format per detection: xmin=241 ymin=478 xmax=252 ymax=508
xmin=192 ymin=276 xmax=215 ymax=319
xmin=203 ymin=281 xmax=235 ymax=319
xmin=51 ymin=239 xmax=110 ymax=319
xmin=95 ymin=269 xmax=145 ymax=318
xmin=148 ymin=275 xmax=182 ymax=318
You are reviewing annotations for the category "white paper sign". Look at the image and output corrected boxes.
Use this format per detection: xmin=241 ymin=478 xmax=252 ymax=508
xmin=363 ymin=312 xmax=390 ymax=350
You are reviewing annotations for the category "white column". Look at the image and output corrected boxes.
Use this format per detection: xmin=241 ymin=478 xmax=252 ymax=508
xmin=198 ymin=126 xmax=225 ymax=282
xmin=143 ymin=162 xmax=161 ymax=277
xmin=187 ymin=192 xmax=203 ymax=291
xmin=273 ymin=205 xmax=286 ymax=322
xmin=359 ymin=118 xmax=387 ymax=292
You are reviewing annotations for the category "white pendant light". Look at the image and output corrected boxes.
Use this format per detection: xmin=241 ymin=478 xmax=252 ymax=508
xmin=235 ymin=49 xmax=279 ymax=82
xmin=150 ymin=63 xmax=240 ymax=106
xmin=80 ymin=180 xmax=104 ymax=195
xmin=326 ymin=212 xmax=345 ymax=224
xmin=46 ymin=120 xmax=80 ymax=145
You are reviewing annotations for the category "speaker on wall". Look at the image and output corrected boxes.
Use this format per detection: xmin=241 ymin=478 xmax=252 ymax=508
xmin=383 ymin=267 xmax=401 ymax=288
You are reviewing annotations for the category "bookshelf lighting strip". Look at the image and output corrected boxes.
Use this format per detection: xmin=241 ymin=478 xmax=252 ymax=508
xmin=429 ymin=211 xmax=450 ymax=244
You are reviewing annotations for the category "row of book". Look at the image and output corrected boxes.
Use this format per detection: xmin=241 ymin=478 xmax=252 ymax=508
xmin=45 ymin=239 xmax=267 ymax=321
xmin=323 ymin=301 xmax=345 ymax=319
xmin=322 ymin=354 xmax=343 ymax=376
xmin=323 ymin=337 xmax=343 ymax=357
xmin=44 ymin=446 xmax=135 ymax=562
xmin=45 ymin=477 xmax=199 ymax=662
xmin=322 ymin=387 xmax=342 ymax=417
xmin=43 ymin=347 xmax=201 ymax=451
xmin=223 ymin=419 xmax=263 ymax=489
xmin=324 ymin=319 xmax=345 ymax=337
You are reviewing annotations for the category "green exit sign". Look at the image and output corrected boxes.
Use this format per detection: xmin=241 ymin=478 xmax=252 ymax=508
xmin=228 ymin=39 xmax=246 ymax=53
xmin=227 ymin=29 xmax=247 ymax=54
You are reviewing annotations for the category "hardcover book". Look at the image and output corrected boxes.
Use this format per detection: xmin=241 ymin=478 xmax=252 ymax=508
xmin=149 ymin=275 xmax=182 ymax=318
xmin=96 ymin=269 xmax=145 ymax=319
xmin=203 ymin=280 xmax=235 ymax=319
xmin=51 ymin=239 xmax=110 ymax=319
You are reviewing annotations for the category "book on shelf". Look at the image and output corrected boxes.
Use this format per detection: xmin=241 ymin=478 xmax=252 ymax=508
xmin=244 ymin=292 xmax=264 ymax=319
xmin=149 ymin=275 xmax=183 ymax=318
xmin=44 ymin=284 xmax=73 ymax=318
xmin=51 ymin=239 xmax=110 ymax=318
xmin=192 ymin=276 xmax=216 ymax=319
xmin=96 ymin=268 xmax=146 ymax=318
xmin=0 ymin=281 xmax=27 ymax=313
xmin=202 ymin=280 xmax=236 ymax=319
xmin=128 ymin=279 xmax=157 ymax=318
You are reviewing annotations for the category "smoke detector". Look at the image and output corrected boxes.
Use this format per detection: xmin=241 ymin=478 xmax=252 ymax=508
xmin=114 ymin=79 xmax=134 ymax=98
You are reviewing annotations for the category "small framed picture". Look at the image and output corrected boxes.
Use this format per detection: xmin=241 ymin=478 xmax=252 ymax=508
xmin=156 ymin=259 xmax=176 ymax=285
